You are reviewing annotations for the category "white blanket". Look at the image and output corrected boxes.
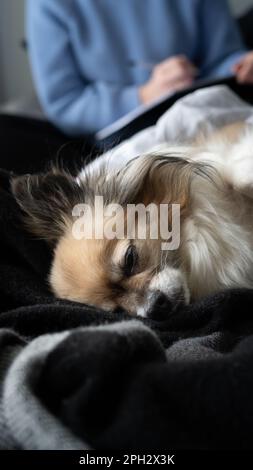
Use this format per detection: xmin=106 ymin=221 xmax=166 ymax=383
xmin=80 ymin=85 xmax=253 ymax=177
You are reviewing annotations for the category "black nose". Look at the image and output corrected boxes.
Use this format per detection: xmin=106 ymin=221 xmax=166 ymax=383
xmin=154 ymin=292 xmax=173 ymax=309
xmin=147 ymin=292 xmax=174 ymax=321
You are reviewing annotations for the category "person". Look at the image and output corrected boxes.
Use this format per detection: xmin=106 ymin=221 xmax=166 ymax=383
xmin=26 ymin=0 xmax=253 ymax=137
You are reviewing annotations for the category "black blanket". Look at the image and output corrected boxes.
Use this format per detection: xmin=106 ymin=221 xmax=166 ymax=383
xmin=1 ymin=168 xmax=253 ymax=450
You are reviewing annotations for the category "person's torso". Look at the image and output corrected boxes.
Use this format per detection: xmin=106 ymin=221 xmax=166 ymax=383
xmin=64 ymin=0 xmax=200 ymax=85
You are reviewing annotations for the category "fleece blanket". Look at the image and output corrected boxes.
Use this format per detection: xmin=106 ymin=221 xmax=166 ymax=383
xmin=1 ymin=86 xmax=253 ymax=450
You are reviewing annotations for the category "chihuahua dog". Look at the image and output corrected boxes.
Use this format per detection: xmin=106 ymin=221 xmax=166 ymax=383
xmin=12 ymin=122 xmax=253 ymax=318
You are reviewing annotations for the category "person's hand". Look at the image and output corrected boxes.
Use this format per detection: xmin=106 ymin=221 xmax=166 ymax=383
xmin=233 ymin=51 xmax=253 ymax=84
xmin=139 ymin=55 xmax=198 ymax=105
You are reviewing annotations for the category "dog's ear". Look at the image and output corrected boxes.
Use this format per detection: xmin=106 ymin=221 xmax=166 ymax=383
xmin=11 ymin=169 xmax=83 ymax=243
xmin=119 ymin=154 xmax=192 ymax=212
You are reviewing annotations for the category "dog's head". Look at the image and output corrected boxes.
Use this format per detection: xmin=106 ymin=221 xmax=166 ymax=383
xmin=12 ymin=154 xmax=208 ymax=318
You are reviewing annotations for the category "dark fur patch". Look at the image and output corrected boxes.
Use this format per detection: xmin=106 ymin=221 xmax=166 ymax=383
xmin=11 ymin=169 xmax=85 ymax=243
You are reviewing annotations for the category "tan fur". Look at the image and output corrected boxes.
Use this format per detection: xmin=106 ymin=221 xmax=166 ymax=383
xmin=50 ymin=224 xmax=166 ymax=313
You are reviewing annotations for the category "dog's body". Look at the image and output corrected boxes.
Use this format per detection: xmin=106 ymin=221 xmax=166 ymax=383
xmin=12 ymin=122 xmax=253 ymax=318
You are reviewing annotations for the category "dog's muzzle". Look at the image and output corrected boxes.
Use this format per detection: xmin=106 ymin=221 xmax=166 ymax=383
xmin=144 ymin=288 xmax=186 ymax=320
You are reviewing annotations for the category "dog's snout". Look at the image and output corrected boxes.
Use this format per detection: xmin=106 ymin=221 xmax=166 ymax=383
xmin=147 ymin=292 xmax=174 ymax=320
xmin=146 ymin=289 xmax=185 ymax=321
xmin=153 ymin=292 xmax=172 ymax=310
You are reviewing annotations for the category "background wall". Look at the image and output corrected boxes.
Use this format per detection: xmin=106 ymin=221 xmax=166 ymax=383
xmin=0 ymin=0 xmax=34 ymax=104
xmin=0 ymin=0 xmax=253 ymax=105
xmin=229 ymin=0 xmax=253 ymax=15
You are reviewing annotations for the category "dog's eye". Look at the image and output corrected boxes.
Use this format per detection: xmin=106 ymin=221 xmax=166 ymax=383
xmin=124 ymin=245 xmax=138 ymax=277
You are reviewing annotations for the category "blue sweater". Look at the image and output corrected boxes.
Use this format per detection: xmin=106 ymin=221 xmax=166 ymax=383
xmin=27 ymin=0 xmax=246 ymax=135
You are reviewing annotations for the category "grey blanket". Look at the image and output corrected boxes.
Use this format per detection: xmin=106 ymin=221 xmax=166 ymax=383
xmin=1 ymin=290 xmax=253 ymax=450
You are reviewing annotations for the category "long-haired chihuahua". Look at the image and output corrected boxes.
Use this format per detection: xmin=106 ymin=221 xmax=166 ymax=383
xmin=11 ymin=122 xmax=253 ymax=319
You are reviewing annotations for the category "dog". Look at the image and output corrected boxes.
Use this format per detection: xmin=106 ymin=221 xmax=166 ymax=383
xmin=11 ymin=122 xmax=253 ymax=319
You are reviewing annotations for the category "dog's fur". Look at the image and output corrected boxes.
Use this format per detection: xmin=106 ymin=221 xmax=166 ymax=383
xmin=11 ymin=122 xmax=253 ymax=318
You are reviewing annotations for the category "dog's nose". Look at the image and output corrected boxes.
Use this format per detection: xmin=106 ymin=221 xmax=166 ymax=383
xmin=154 ymin=292 xmax=173 ymax=309
xmin=147 ymin=290 xmax=183 ymax=321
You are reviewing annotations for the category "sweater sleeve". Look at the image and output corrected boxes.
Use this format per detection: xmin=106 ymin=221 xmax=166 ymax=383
xmin=198 ymin=0 xmax=247 ymax=79
xmin=26 ymin=0 xmax=140 ymax=136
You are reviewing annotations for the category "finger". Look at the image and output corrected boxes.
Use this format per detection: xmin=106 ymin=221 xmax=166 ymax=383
xmin=160 ymin=55 xmax=187 ymax=67
xmin=161 ymin=59 xmax=198 ymax=75
xmin=173 ymin=55 xmax=191 ymax=65
xmin=161 ymin=65 xmax=197 ymax=84
xmin=173 ymin=78 xmax=194 ymax=91
xmin=232 ymin=62 xmax=243 ymax=73
xmin=233 ymin=53 xmax=253 ymax=73
xmin=180 ymin=61 xmax=198 ymax=76
xmin=160 ymin=60 xmax=197 ymax=78
xmin=162 ymin=77 xmax=194 ymax=92
xmin=236 ymin=62 xmax=253 ymax=83
xmin=232 ymin=52 xmax=252 ymax=74
xmin=160 ymin=55 xmax=197 ymax=72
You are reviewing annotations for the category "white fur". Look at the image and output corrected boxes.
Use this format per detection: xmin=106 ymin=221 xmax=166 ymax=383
xmin=177 ymin=129 xmax=253 ymax=300
xmin=137 ymin=127 xmax=253 ymax=315
xmin=137 ymin=268 xmax=190 ymax=317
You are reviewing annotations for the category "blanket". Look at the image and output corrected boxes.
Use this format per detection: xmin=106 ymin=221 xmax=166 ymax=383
xmin=1 ymin=86 xmax=253 ymax=450
xmin=81 ymin=85 xmax=253 ymax=176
